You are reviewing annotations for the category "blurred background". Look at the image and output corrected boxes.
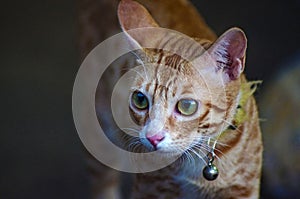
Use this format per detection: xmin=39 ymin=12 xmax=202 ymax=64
xmin=1 ymin=0 xmax=299 ymax=198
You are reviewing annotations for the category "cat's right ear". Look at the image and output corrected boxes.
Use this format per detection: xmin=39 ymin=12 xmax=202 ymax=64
xmin=118 ymin=0 xmax=160 ymax=48
xmin=206 ymin=28 xmax=247 ymax=83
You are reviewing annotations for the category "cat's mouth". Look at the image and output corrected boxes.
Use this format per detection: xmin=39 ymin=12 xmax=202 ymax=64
xmin=140 ymin=137 xmax=156 ymax=151
xmin=140 ymin=137 xmax=173 ymax=153
xmin=139 ymin=136 xmax=198 ymax=156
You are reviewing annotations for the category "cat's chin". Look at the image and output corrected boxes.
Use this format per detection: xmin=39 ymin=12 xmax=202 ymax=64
xmin=152 ymin=147 xmax=184 ymax=157
xmin=139 ymin=138 xmax=188 ymax=156
xmin=141 ymin=144 xmax=181 ymax=156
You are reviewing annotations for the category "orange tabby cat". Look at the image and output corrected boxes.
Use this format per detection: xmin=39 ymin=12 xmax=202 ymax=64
xmin=78 ymin=0 xmax=263 ymax=198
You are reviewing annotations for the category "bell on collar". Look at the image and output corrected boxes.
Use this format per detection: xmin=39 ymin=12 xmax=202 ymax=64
xmin=203 ymin=162 xmax=219 ymax=181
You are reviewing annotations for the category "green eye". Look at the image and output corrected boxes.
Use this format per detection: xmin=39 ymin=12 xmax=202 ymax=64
xmin=177 ymin=99 xmax=198 ymax=116
xmin=131 ymin=91 xmax=149 ymax=110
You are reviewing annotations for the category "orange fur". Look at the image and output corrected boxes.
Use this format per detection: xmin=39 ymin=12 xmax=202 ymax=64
xmin=78 ymin=0 xmax=263 ymax=198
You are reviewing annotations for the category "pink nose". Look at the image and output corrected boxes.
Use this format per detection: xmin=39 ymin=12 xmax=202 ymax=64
xmin=146 ymin=133 xmax=165 ymax=147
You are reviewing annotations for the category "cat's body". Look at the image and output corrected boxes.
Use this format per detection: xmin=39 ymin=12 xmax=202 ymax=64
xmin=78 ymin=0 xmax=263 ymax=198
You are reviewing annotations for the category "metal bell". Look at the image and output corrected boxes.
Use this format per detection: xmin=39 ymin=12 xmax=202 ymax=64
xmin=203 ymin=162 xmax=219 ymax=181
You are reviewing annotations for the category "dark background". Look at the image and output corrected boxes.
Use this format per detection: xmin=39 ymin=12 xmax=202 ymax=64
xmin=1 ymin=0 xmax=299 ymax=198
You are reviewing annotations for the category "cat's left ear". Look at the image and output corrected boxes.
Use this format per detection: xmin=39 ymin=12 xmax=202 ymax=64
xmin=118 ymin=0 xmax=160 ymax=49
xmin=207 ymin=28 xmax=247 ymax=82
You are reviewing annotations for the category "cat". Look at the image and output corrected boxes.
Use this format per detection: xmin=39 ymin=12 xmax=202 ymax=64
xmin=78 ymin=0 xmax=263 ymax=198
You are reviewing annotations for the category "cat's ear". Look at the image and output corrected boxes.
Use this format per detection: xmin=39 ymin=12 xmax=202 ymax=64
xmin=207 ymin=28 xmax=247 ymax=82
xmin=118 ymin=0 xmax=159 ymax=30
xmin=118 ymin=0 xmax=160 ymax=48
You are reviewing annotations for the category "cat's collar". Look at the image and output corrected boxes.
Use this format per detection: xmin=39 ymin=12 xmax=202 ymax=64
xmin=202 ymin=80 xmax=261 ymax=181
xmin=222 ymin=80 xmax=262 ymax=135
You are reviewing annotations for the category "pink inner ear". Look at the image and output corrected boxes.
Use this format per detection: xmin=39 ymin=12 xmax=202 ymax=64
xmin=209 ymin=28 xmax=247 ymax=81
xmin=118 ymin=0 xmax=159 ymax=31
xmin=223 ymin=30 xmax=247 ymax=60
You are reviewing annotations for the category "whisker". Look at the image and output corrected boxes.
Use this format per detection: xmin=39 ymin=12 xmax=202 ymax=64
xmin=128 ymin=68 xmax=146 ymax=81
xmin=221 ymin=119 xmax=243 ymax=134
xmin=121 ymin=127 xmax=140 ymax=134
xmin=187 ymin=147 xmax=206 ymax=165
xmin=130 ymin=51 xmax=149 ymax=82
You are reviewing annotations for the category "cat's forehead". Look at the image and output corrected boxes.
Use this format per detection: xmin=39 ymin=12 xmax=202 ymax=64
xmin=145 ymin=49 xmax=195 ymax=73
xmin=132 ymin=52 xmax=208 ymax=98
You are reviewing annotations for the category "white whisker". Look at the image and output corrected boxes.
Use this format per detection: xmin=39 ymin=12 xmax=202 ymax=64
xmin=130 ymin=51 xmax=149 ymax=82
xmin=129 ymin=68 xmax=146 ymax=81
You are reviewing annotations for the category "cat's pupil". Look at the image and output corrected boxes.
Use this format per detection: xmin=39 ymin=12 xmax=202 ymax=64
xmin=132 ymin=91 xmax=148 ymax=110
xmin=177 ymin=99 xmax=198 ymax=116
xmin=181 ymin=101 xmax=191 ymax=109
xmin=136 ymin=93 xmax=145 ymax=103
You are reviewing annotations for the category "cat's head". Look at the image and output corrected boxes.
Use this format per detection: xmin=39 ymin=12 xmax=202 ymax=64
xmin=118 ymin=0 xmax=247 ymax=154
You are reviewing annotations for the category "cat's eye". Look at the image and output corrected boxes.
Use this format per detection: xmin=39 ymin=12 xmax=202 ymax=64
xmin=176 ymin=99 xmax=198 ymax=116
xmin=131 ymin=91 xmax=149 ymax=110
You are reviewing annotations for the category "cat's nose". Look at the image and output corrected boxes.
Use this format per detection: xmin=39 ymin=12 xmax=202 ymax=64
xmin=146 ymin=133 xmax=165 ymax=147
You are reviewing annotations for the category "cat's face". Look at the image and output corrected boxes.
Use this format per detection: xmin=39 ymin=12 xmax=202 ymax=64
xmin=128 ymin=50 xmax=230 ymax=153
xmin=118 ymin=0 xmax=247 ymax=154
xmin=128 ymin=54 xmax=208 ymax=153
